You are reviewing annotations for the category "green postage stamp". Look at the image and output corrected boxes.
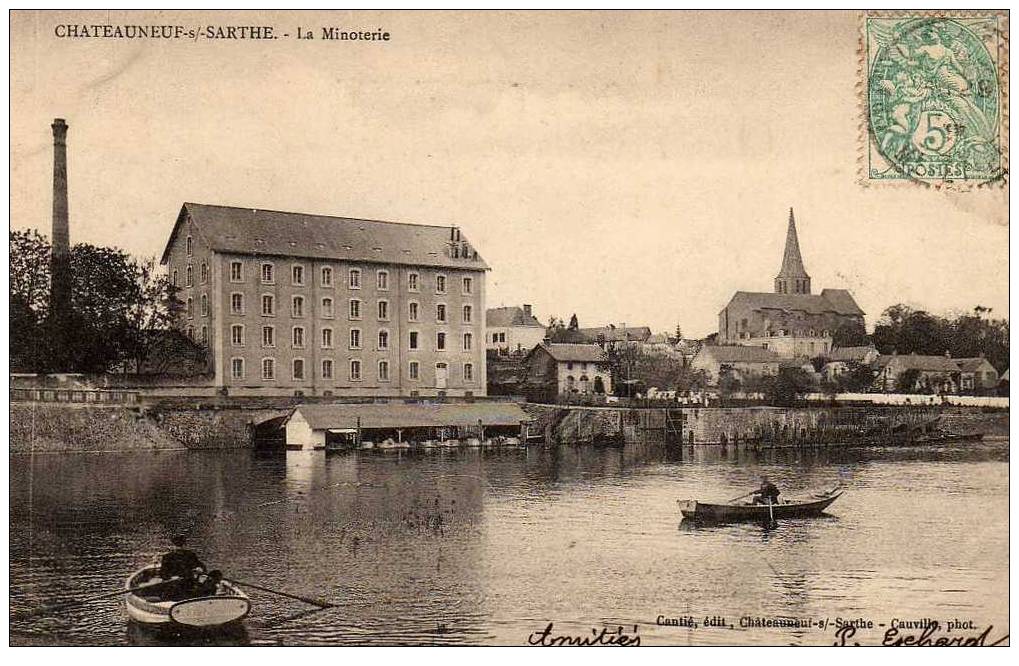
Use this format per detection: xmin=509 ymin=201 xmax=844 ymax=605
xmin=862 ymin=12 xmax=1008 ymax=186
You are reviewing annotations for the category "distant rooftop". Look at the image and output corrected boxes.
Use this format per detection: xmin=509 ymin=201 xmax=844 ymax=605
xmin=487 ymin=306 xmax=543 ymax=328
xmin=724 ymin=289 xmax=864 ymax=316
xmin=537 ymin=343 xmax=609 ymax=363
xmin=697 ymin=345 xmax=783 ymax=363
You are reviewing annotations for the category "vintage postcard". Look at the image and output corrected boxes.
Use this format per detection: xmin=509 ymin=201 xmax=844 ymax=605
xmin=7 ymin=9 xmax=1009 ymax=648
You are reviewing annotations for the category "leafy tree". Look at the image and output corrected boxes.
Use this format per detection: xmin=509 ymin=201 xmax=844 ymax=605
xmin=832 ymin=319 xmax=870 ymax=347
xmin=894 ymin=368 xmax=922 ymax=393
xmin=836 ymin=361 xmax=877 ymax=392
xmin=873 ymin=303 xmax=1009 ymax=374
xmin=9 ymin=229 xmax=195 ymax=373
xmin=764 ymin=367 xmax=816 ymax=406
xmin=10 ymin=229 xmax=51 ymax=314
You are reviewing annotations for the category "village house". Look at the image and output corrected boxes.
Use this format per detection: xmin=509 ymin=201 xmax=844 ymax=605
xmin=486 ymin=304 xmax=545 ymax=355
xmin=954 ymin=357 xmax=999 ymax=394
xmin=718 ymin=210 xmax=864 ymax=358
xmin=873 ymin=353 xmax=960 ymax=394
xmin=522 ymin=342 xmax=612 ymax=402
xmin=820 ymin=345 xmax=880 ymax=382
xmin=578 ymin=324 xmax=652 ymax=351
xmin=689 ymin=345 xmax=782 ymax=386
xmin=161 ymin=203 xmax=489 ymax=397
xmin=642 ymin=333 xmax=680 ymax=357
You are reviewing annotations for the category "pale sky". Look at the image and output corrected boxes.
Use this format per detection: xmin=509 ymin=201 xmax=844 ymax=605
xmin=10 ymin=10 xmax=1008 ymax=337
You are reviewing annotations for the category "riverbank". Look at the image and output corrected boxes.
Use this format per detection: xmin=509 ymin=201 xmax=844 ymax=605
xmin=9 ymin=402 xmax=283 ymax=454
xmin=523 ymin=403 xmax=1010 ymax=447
xmin=9 ymin=401 xmax=1009 ymax=454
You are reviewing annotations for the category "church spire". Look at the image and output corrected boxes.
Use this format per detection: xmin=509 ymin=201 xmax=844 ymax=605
xmin=774 ymin=207 xmax=811 ymax=295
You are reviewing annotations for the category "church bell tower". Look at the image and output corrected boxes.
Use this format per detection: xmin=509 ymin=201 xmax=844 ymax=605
xmin=774 ymin=208 xmax=811 ymax=295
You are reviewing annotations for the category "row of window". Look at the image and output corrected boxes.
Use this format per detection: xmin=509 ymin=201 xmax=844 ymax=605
xmin=229 ymin=325 xmax=474 ymax=351
xmin=175 ymin=251 xmax=474 ymax=296
xmin=231 ymin=357 xmax=475 ymax=383
xmin=216 ymin=293 xmax=473 ymax=324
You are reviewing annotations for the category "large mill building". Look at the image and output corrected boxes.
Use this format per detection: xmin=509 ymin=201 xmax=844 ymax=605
xmin=160 ymin=203 xmax=489 ymax=397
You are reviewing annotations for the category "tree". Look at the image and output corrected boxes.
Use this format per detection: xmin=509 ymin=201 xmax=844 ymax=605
xmin=832 ymin=319 xmax=870 ymax=347
xmin=674 ymin=323 xmax=683 ymax=342
xmin=717 ymin=368 xmax=741 ymax=402
xmin=895 ymin=368 xmax=922 ymax=393
xmin=8 ymin=229 xmax=194 ymax=373
xmin=836 ymin=361 xmax=877 ymax=392
xmin=10 ymin=229 xmax=51 ymax=314
xmin=873 ymin=303 xmax=1009 ymax=375
xmin=568 ymin=313 xmax=579 ymax=330
xmin=123 ymin=258 xmax=186 ymax=371
xmin=762 ymin=367 xmax=815 ymax=406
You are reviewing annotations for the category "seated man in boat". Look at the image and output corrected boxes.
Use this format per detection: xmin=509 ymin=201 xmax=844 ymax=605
xmin=751 ymin=477 xmax=780 ymax=505
xmin=158 ymin=534 xmax=207 ymax=598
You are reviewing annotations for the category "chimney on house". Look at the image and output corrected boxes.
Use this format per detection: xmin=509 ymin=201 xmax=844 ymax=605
xmin=523 ymin=304 xmax=532 ymax=318
xmin=50 ymin=118 xmax=72 ymax=325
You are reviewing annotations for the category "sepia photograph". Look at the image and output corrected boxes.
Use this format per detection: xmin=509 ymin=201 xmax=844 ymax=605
xmin=6 ymin=8 xmax=1010 ymax=647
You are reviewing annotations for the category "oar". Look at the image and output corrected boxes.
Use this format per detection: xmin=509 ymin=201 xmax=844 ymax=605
xmin=225 ymin=578 xmax=335 ymax=609
xmin=11 ymin=577 xmax=179 ymax=621
xmin=767 ymin=498 xmax=775 ymax=524
xmin=727 ymin=490 xmax=757 ymax=503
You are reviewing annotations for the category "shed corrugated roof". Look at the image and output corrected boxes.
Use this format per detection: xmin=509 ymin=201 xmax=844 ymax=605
xmin=486 ymin=306 xmax=544 ymax=328
xmin=162 ymin=203 xmax=489 ymax=271
xmin=291 ymin=402 xmax=531 ymax=430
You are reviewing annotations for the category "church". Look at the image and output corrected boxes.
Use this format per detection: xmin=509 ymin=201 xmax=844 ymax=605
xmin=717 ymin=209 xmax=865 ymax=359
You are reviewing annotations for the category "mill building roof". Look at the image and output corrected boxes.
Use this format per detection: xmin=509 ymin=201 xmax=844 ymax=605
xmin=161 ymin=202 xmax=489 ymax=271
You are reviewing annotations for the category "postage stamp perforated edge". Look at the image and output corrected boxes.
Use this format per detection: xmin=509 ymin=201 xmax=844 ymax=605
xmin=857 ymin=10 xmax=1009 ymax=191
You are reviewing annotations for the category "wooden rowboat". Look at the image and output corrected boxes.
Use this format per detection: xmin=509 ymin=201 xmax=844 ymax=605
xmin=679 ymin=491 xmax=842 ymax=523
xmin=125 ymin=566 xmax=250 ymax=631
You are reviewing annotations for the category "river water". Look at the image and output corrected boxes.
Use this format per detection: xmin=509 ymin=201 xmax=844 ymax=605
xmin=9 ymin=440 xmax=1009 ymax=646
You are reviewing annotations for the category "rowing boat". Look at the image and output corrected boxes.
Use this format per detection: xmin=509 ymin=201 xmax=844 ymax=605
xmin=124 ymin=566 xmax=250 ymax=630
xmin=679 ymin=491 xmax=842 ymax=523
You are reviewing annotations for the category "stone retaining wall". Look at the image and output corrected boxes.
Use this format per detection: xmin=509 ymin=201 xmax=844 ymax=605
xmin=9 ymin=403 xmax=289 ymax=454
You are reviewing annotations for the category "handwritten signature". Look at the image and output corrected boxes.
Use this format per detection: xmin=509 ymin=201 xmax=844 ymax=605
xmin=835 ymin=622 xmax=1008 ymax=646
xmin=527 ymin=622 xmax=640 ymax=646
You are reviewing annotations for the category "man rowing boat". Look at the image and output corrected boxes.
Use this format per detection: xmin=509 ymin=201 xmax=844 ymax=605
xmin=750 ymin=477 xmax=780 ymax=505
xmin=157 ymin=534 xmax=212 ymax=600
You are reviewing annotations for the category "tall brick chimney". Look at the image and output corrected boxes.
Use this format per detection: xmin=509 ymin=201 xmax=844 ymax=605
xmin=50 ymin=118 xmax=72 ymax=323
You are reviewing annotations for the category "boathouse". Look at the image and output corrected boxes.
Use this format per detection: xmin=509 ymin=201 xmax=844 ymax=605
xmin=284 ymin=402 xmax=533 ymax=450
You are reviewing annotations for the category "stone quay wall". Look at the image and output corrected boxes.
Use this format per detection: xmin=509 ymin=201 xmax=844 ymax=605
xmin=522 ymin=403 xmax=1004 ymax=447
xmin=9 ymin=402 xmax=289 ymax=454
xmin=10 ymin=401 xmax=1007 ymax=455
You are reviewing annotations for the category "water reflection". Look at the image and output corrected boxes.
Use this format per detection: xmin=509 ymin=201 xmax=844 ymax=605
xmin=10 ymin=439 xmax=1009 ymax=645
